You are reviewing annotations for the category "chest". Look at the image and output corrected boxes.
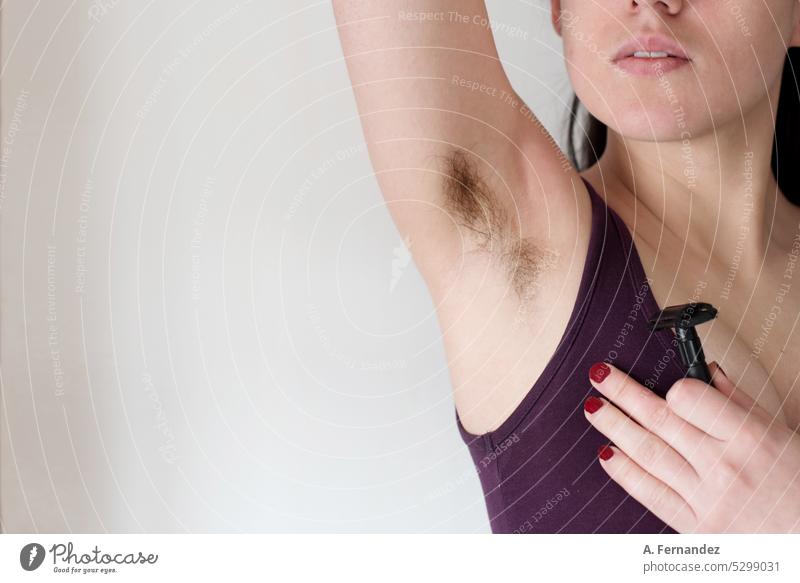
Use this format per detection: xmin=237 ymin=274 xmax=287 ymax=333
xmin=637 ymin=239 xmax=800 ymax=429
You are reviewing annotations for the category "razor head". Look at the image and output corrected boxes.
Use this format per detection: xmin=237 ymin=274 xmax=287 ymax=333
xmin=649 ymin=302 xmax=717 ymax=331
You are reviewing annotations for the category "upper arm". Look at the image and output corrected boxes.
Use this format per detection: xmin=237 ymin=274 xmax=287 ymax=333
xmin=333 ymin=1 xmax=582 ymax=299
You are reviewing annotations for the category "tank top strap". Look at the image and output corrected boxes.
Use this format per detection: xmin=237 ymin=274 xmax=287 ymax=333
xmin=579 ymin=174 xmax=687 ymax=384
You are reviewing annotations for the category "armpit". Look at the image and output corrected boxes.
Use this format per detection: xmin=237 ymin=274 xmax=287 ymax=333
xmin=438 ymin=147 xmax=559 ymax=306
xmin=503 ymin=238 xmax=561 ymax=304
xmin=440 ymin=147 xmax=507 ymax=252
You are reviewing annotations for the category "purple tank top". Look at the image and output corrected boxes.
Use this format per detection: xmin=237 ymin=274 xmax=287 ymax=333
xmin=455 ymin=176 xmax=686 ymax=534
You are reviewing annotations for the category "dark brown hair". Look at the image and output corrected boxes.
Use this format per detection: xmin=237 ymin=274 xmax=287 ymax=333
xmin=565 ymin=47 xmax=800 ymax=206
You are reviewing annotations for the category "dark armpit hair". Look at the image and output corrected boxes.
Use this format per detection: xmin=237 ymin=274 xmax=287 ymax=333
xmin=440 ymin=147 xmax=507 ymax=251
xmin=565 ymin=47 xmax=800 ymax=206
xmin=438 ymin=147 xmax=560 ymax=306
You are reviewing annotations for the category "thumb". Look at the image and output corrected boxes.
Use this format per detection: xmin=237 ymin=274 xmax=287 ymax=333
xmin=708 ymin=361 xmax=768 ymax=420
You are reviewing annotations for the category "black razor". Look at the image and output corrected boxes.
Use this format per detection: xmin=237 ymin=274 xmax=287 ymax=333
xmin=648 ymin=302 xmax=718 ymax=384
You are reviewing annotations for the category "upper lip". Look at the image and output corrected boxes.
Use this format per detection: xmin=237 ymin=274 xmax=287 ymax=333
xmin=613 ymin=34 xmax=689 ymax=61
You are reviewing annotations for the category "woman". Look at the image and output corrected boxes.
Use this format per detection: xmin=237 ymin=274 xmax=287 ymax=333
xmin=332 ymin=0 xmax=800 ymax=533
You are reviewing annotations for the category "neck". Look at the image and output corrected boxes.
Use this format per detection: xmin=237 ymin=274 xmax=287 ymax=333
xmin=594 ymin=78 xmax=792 ymax=278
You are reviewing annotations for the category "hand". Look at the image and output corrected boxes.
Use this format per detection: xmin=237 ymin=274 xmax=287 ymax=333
xmin=583 ymin=361 xmax=800 ymax=533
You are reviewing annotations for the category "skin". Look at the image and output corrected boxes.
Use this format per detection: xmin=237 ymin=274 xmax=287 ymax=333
xmin=550 ymin=0 xmax=800 ymax=531
xmin=440 ymin=149 xmax=561 ymax=303
xmin=553 ymin=0 xmax=800 ymax=280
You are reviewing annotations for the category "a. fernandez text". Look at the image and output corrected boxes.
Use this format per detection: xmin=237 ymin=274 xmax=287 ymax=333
xmin=643 ymin=544 xmax=721 ymax=555
xmin=49 ymin=542 xmax=158 ymax=565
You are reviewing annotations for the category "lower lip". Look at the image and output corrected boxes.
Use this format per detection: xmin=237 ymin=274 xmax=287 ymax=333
xmin=613 ymin=56 xmax=690 ymax=76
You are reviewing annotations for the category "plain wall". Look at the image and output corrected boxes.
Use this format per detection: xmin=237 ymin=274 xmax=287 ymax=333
xmin=0 ymin=0 xmax=571 ymax=533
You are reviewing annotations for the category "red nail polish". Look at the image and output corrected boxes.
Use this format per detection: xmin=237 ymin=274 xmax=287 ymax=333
xmin=598 ymin=444 xmax=614 ymax=460
xmin=589 ymin=362 xmax=611 ymax=383
xmin=584 ymin=396 xmax=604 ymax=414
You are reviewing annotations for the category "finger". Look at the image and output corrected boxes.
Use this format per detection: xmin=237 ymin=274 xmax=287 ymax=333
xmin=587 ymin=362 xmax=708 ymax=459
xmin=708 ymin=361 xmax=770 ymax=421
xmin=584 ymin=396 xmax=700 ymax=496
xmin=596 ymin=444 xmax=696 ymax=533
xmin=666 ymin=377 xmax=748 ymax=441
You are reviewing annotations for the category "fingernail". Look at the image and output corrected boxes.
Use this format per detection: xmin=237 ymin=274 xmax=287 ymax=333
xmin=597 ymin=444 xmax=614 ymax=461
xmin=589 ymin=362 xmax=611 ymax=383
xmin=584 ymin=396 xmax=604 ymax=414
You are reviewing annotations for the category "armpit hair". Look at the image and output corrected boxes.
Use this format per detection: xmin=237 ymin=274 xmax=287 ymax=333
xmin=439 ymin=148 xmax=507 ymax=251
xmin=502 ymin=238 xmax=561 ymax=304
xmin=438 ymin=147 xmax=559 ymax=307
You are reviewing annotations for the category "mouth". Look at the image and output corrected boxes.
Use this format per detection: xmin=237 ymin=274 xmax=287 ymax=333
xmin=613 ymin=54 xmax=691 ymax=76
xmin=616 ymin=50 xmax=688 ymax=60
xmin=612 ymin=35 xmax=690 ymax=62
xmin=612 ymin=36 xmax=691 ymax=76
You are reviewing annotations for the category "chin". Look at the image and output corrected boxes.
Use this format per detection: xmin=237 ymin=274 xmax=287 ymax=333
xmin=595 ymin=101 xmax=711 ymax=143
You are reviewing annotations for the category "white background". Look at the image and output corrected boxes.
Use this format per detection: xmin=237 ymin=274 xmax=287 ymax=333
xmin=0 ymin=0 xmax=570 ymax=532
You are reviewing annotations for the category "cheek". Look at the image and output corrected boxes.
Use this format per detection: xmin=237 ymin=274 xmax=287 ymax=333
xmin=688 ymin=11 xmax=788 ymax=126
xmin=716 ymin=8 xmax=789 ymax=97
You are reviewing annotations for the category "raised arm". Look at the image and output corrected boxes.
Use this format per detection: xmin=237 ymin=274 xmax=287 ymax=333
xmin=332 ymin=0 xmax=581 ymax=301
